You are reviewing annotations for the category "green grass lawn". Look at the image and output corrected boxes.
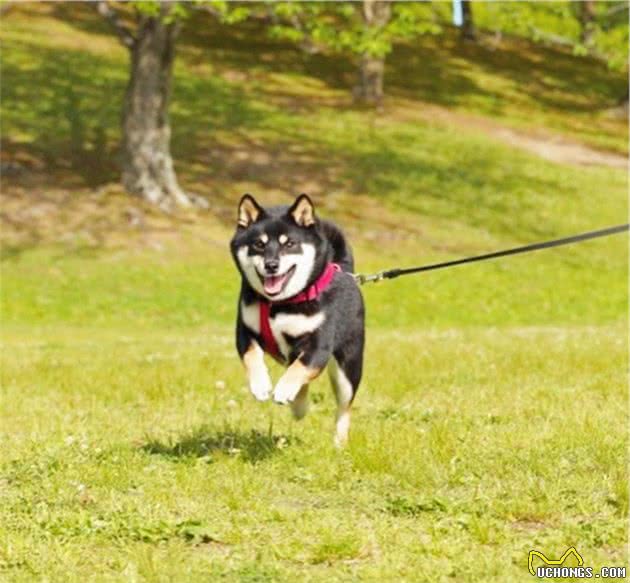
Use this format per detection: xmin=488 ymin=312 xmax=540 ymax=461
xmin=1 ymin=321 xmax=627 ymax=581
xmin=1 ymin=234 xmax=627 ymax=582
xmin=1 ymin=4 xmax=628 ymax=582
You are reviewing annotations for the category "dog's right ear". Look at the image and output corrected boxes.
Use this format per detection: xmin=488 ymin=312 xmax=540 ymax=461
xmin=237 ymin=194 xmax=264 ymax=229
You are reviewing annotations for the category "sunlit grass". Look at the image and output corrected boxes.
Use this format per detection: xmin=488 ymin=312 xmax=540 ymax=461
xmin=1 ymin=324 xmax=626 ymax=581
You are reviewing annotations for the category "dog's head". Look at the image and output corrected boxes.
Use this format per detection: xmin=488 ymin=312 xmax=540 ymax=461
xmin=230 ymin=194 xmax=328 ymax=301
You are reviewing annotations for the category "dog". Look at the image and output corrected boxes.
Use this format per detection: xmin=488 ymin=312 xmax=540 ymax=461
xmin=230 ymin=193 xmax=365 ymax=446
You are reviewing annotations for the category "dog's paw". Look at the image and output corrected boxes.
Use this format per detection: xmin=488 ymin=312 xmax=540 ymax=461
xmin=249 ymin=371 xmax=272 ymax=402
xmin=273 ymin=377 xmax=302 ymax=405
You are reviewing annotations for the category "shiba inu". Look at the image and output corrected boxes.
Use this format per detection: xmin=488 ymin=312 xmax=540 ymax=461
xmin=230 ymin=194 xmax=365 ymax=446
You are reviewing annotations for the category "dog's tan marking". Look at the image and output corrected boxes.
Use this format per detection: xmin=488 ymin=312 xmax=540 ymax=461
xmin=328 ymin=358 xmax=354 ymax=447
xmin=260 ymin=233 xmax=268 ymax=244
xmin=243 ymin=341 xmax=272 ymax=401
xmin=279 ymin=234 xmax=288 ymax=245
xmin=273 ymin=358 xmax=321 ymax=404
xmin=335 ymin=409 xmax=351 ymax=448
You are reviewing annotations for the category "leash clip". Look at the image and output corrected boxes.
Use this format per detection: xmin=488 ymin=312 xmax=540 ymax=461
xmin=353 ymin=271 xmax=385 ymax=285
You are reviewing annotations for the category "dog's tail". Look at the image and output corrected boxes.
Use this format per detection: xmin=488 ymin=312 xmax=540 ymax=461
xmin=321 ymin=220 xmax=354 ymax=273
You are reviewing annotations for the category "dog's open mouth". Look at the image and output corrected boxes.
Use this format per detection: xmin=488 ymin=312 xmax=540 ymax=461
xmin=260 ymin=265 xmax=296 ymax=296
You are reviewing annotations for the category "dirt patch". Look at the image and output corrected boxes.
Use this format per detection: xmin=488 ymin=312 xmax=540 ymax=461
xmin=488 ymin=126 xmax=627 ymax=169
xmin=0 ymin=183 xmax=229 ymax=257
xmin=390 ymin=101 xmax=627 ymax=169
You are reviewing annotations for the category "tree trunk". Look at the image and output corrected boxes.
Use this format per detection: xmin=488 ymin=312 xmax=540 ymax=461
xmin=356 ymin=55 xmax=386 ymax=105
xmin=354 ymin=0 xmax=391 ymax=106
xmin=121 ymin=5 xmax=194 ymax=209
xmin=617 ymin=85 xmax=629 ymax=114
xmin=461 ymin=1 xmax=476 ymax=41
xmin=579 ymin=0 xmax=596 ymax=46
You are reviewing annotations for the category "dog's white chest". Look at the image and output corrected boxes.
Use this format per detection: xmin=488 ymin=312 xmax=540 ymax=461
xmin=241 ymin=301 xmax=325 ymax=359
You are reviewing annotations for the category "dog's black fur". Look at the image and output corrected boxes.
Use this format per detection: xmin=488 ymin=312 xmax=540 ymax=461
xmin=230 ymin=194 xmax=365 ymax=444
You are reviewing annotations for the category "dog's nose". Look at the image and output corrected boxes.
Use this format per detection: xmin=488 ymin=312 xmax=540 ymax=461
xmin=264 ymin=259 xmax=279 ymax=273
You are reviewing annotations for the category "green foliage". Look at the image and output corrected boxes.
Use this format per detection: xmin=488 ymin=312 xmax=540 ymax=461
xmin=123 ymin=1 xmax=628 ymax=73
xmin=132 ymin=1 xmax=162 ymax=18
xmin=207 ymin=0 xmax=252 ymax=25
xmin=128 ymin=1 xmax=192 ymax=25
xmin=267 ymin=2 xmax=442 ymax=58
xmin=237 ymin=1 xmax=627 ymax=71
xmin=165 ymin=2 xmax=192 ymax=24
xmin=123 ymin=1 xmax=628 ymax=77
xmin=472 ymin=1 xmax=628 ymax=71
xmin=132 ymin=1 xmax=249 ymax=26
xmin=389 ymin=2 xmax=442 ymax=39
xmin=593 ymin=5 xmax=630 ymax=70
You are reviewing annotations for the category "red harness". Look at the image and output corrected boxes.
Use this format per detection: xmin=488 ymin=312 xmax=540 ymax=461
xmin=259 ymin=262 xmax=341 ymax=360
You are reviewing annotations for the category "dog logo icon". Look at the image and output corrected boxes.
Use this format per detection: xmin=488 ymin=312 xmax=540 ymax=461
xmin=528 ymin=547 xmax=584 ymax=576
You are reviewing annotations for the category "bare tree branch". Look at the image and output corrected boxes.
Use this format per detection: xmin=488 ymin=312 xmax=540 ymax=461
xmin=97 ymin=1 xmax=136 ymax=49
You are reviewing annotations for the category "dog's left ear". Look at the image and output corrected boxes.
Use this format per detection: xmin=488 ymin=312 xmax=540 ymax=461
xmin=287 ymin=194 xmax=316 ymax=227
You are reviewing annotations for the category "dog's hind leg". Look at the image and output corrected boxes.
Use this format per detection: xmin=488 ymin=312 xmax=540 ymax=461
xmin=328 ymin=357 xmax=358 ymax=448
xmin=290 ymin=385 xmax=310 ymax=420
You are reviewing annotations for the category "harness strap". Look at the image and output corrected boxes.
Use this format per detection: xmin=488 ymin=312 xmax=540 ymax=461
xmin=259 ymin=262 xmax=341 ymax=358
xmin=259 ymin=300 xmax=278 ymax=358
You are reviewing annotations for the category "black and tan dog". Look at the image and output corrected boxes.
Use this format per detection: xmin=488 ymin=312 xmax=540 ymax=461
xmin=230 ymin=194 xmax=365 ymax=446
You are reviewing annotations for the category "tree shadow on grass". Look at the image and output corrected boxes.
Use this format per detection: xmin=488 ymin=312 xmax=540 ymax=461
xmin=387 ymin=31 xmax=626 ymax=113
xmin=142 ymin=426 xmax=299 ymax=464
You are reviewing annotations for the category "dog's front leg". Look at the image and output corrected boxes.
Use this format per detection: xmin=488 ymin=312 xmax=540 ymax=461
xmin=273 ymin=356 xmax=322 ymax=405
xmin=242 ymin=341 xmax=273 ymax=402
xmin=273 ymin=331 xmax=332 ymax=405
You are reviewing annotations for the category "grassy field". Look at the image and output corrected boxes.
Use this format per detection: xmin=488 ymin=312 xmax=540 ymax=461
xmin=1 ymin=4 xmax=628 ymax=582
xmin=1 ymin=323 xmax=627 ymax=581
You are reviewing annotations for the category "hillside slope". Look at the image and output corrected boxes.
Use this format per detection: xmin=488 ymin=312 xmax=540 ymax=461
xmin=1 ymin=3 xmax=627 ymax=330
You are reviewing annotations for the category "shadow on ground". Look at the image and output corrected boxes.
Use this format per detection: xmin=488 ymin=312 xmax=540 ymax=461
xmin=142 ymin=426 xmax=298 ymax=464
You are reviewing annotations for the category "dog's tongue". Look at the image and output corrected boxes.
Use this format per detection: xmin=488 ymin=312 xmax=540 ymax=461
xmin=264 ymin=273 xmax=288 ymax=295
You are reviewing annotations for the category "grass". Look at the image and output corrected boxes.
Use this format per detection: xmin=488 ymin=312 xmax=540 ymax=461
xmin=1 ymin=325 xmax=627 ymax=581
xmin=1 ymin=3 xmax=628 ymax=582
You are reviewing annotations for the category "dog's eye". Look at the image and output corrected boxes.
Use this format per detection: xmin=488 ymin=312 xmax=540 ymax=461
xmin=252 ymin=240 xmax=265 ymax=251
xmin=284 ymin=240 xmax=295 ymax=249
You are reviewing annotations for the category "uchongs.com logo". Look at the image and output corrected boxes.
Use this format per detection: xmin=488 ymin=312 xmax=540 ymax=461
xmin=528 ymin=547 xmax=627 ymax=579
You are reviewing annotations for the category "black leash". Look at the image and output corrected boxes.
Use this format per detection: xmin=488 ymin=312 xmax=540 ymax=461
xmin=354 ymin=223 xmax=629 ymax=285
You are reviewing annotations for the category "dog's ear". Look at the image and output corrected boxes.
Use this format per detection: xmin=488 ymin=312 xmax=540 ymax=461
xmin=237 ymin=194 xmax=264 ymax=229
xmin=287 ymin=194 xmax=316 ymax=227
